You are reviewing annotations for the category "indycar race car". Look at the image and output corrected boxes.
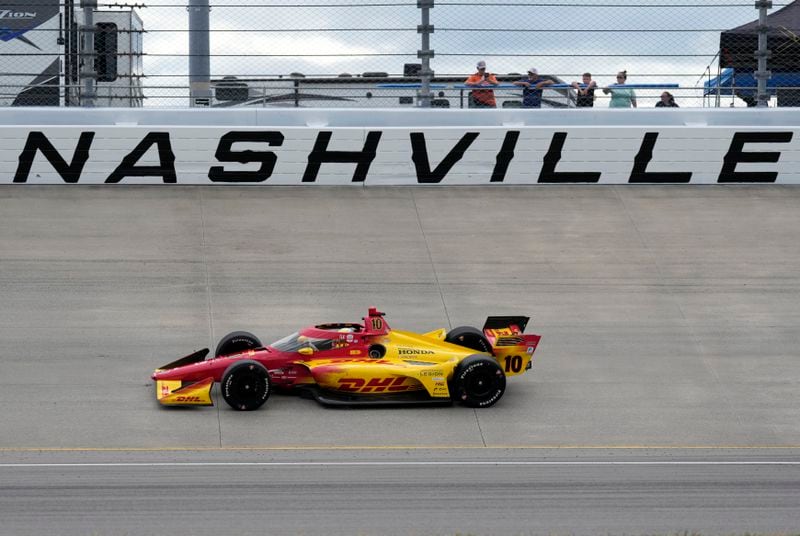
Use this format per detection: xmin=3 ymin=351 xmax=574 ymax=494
xmin=152 ymin=307 xmax=541 ymax=410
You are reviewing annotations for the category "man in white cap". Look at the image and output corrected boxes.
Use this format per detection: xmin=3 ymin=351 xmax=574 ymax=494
xmin=465 ymin=60 xmax=498 ymax=108
xmin=513 ymin=67 xmax=554 ymax=108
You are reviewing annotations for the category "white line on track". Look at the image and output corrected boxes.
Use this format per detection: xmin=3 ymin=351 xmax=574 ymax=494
xmin=1 ymin=461 xmax=800 ymax=468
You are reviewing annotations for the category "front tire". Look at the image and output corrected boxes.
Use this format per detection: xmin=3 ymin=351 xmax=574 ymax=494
xmin=446 ymin=326 xmax=492 ymax=354
xmin=451 ymin=355 xmax=506 ymax=408
xmin=221 ymin=360 xmax=271 ymax=411
xmin=215 ymin=331 xmax=262 ymax=358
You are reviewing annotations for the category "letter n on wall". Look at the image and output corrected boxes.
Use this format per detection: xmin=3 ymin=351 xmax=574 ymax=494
xmin=14 ymin=131 xmax=95 ymax=183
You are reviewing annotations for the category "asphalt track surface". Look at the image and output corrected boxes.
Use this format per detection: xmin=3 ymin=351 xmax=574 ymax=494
xmin=1 ymin=185 xmax=799 ymax=535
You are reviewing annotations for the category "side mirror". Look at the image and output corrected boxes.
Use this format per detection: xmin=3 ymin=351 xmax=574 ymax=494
xmin=298 ymin=347 xmax=314 ymax=356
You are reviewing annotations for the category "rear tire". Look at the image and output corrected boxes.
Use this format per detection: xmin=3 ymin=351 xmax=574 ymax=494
xmin=451 ymin=355 xmax=506 ymax=408
xmin=221 ymin=360 xmax=271 ymax=411
xmin=445 ymin=326 xmax=492 ymax=354
xmin=215 ymin=331 xmax=262 ymax=358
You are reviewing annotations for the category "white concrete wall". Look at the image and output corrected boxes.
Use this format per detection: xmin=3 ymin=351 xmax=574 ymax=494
xmin=2 ymin=108 xmax=798 ymax=184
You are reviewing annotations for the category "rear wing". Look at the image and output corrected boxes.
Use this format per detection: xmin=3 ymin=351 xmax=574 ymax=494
xmin=482 ymin=316 xmax=540 ymax=377
xmin=482 ymin=316 xmax=529 ymax=335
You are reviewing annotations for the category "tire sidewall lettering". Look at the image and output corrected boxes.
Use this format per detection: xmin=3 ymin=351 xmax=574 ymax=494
xmin=222 ymin=362 xmax=270 ymax=409
xmin=456 ymin=359 xmax=505 ymax=406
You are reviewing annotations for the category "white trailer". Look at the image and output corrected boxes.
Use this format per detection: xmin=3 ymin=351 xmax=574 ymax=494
xmin=211 ymin=74 xmax=575 ymax=109
xmin=0 ymin=0 xmax=143 ymax=107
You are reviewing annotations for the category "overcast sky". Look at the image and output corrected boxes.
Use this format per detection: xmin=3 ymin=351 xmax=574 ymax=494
xmin=135 ymin=0 xmax=791 ymax=104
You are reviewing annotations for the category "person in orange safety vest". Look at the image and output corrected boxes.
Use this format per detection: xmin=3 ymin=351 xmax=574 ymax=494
xmin=465 ymin=60 xmax=498 ymax=108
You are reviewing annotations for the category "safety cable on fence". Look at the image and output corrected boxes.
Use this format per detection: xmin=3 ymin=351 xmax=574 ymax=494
xmin=7 ymin=1 xmax=788 ymax=7
xmin=436 ymin=53 xmax=718 ymax=57
xmin=0 ymin=52 xmax=721 ymax=58
xmin=4 ymin=0 xmax=793 ymax=9
xmin=40 ymin=2 xmax=421 ymax=7
xmin=5 ymin=27 xmax=736 ymax=33
xmin=437 ymin=2 xmax=788 ymax=6
xmin=137 ymin=73 xmax=717 ymax=77
xmin=138 ymin=2 xmax=791 ymax=7
xmin=10 ymin=26 xmax=738 ymax=31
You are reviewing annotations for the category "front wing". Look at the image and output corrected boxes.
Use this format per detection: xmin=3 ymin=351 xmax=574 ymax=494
xmin=156 ymin=376 xmax=214 ymax=406
xmin=154 ymin=348 xmax=214 ymax=406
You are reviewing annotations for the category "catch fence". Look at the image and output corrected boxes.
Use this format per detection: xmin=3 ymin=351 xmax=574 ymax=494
xmin=1 ymin=0 xmax=797 ymax=108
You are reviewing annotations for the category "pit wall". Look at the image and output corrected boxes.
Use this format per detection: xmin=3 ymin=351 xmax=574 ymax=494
xmin=2 ymin=108 xmax=798 ymax=184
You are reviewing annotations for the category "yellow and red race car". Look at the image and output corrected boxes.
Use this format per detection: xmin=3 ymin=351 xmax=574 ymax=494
xmin=152 ymin=307 xmax=541 ymax=410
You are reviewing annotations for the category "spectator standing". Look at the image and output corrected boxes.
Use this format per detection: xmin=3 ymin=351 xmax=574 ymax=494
xmin=655 ymin=91 xmax=679 ymax=107
xmin=571 ymin=72 xmax=597 ymax=107
xmin=513 ymin=68 xmax=554 ymax=108
xmin=603 ymin=70 xmax=637 ymax=108
xmin=465 ymin=60 xmax=498 ymax=108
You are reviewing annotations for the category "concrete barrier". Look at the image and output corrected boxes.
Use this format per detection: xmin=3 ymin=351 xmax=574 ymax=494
xmin=2 ymin=108 xmax=798 ymax=184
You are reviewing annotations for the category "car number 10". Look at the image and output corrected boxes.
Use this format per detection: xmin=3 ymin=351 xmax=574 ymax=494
xmin=503 ymin=355 xmax=524 ymax=373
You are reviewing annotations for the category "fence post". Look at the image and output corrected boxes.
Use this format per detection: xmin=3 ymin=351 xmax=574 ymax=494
xmin=189 ymin=0 xmax=212 ymax=107
xmin=79 ymin=0 xmax=97 ymax=107
xmin=417 ymin=0 xmax=434 ymax=108
xmin=754 ymin=0 xmax=772 ymax=107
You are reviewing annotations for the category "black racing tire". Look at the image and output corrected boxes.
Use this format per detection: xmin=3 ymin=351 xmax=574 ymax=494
xmin=445 ymin=326 xmax=492 ymax=354
xmin=215 ymin=331 xmax=262 ymax=358
xmin=450 ymin=355 xmax=506 ymax=408
xmin=221 ymin=360 xmax=271 ymax=411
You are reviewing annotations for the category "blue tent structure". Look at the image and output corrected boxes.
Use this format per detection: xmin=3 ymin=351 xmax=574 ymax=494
xmin=704 ymin=0 xmax=800 ymax=106
xmin=704 ymin=69 xmax=800 ymax=96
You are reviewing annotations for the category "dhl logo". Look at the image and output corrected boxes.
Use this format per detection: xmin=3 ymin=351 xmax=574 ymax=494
xmin=175 ymin=396 xmax=203 ymax=403
xmin=490 ymin=328 xmax=514 ymax=337
xmin=337 ymin=377 xmax=412 ymax=393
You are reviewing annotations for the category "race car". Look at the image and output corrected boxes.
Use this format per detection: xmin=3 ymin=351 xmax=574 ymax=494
xmin=152 ymin=307 xmax=541 ymax=410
